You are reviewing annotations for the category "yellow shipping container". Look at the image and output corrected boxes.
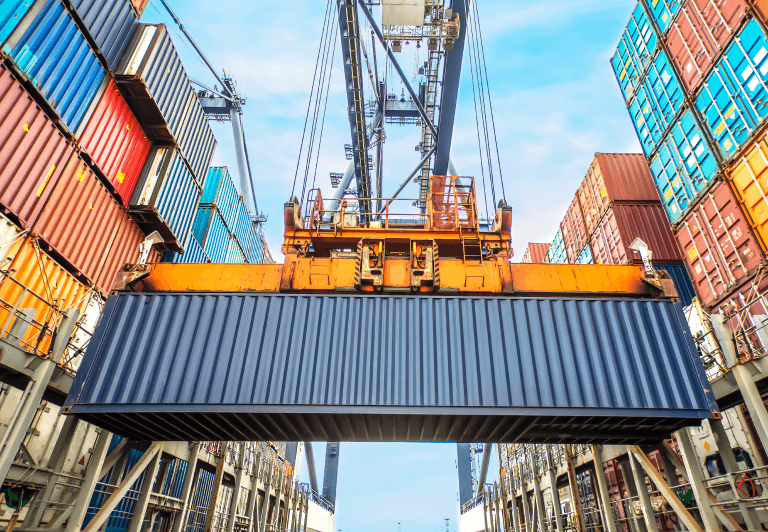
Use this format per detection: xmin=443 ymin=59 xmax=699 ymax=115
xmin=728 ymin=131 xmax=768 ymax=253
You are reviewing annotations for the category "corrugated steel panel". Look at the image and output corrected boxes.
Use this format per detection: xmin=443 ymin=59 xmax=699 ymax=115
xmin=225 ymin=235 xmax=246 ymax=264
xmin=560 ymin=196 xmax=587 ymax=263
xmin=675 ymin=180 xmax=765 ymax=307
xmin=129 ymin=147 xmax=201 ymax=252
xmin=727 ymin=127 xmax=768 ymax=253
xmin=68 ymin=0 xmax=138 ymax=71
xmin=78 ymin=80 xmax=151 ymax=204
xmin=2 ymin=0 xmax=107 ymax=134
xmin=201 ymin=167 xmax=239 ymax=230
xmin=649 ymin=109 xmax=719 ymax=223
xmin=94 ymin=210 xmax=144 ymax=294
xmin=245 ymin=228 xmax=264 ymax=264
xmin=712 ymin=272 xmax=768 ymax=355
xmin=65 ymin=292 xmax=715 ymax=443
xmin=176 ymin=86 xmax=216 ymax=186
xmin=543 ymin=228 xmax=567 ymax=264
xmin=0 ymin=236 xmax=93 ymax=355
xmin=231 ymin=198 xmax=251 ymax=248
xmin=193 ymin=206 xmax=229 ymax=263
xmin=592 ymin=203 xmax=681 ymax=265
xmin=611 ymin=3 xmax=658 ymax=94
xmin=129 ymin=0 xmax=148 ymax=16
xmin=161 ymin=232 xmax=209 ymax=264
xmin=115 ymin=24 xmax=192 ymax=144
xmin=655 ymin=263 xmax=696 ymax=306
xmin=0 ymin=0 xmax=32 ymax=44
xmin=696 ymin=20 xmax=768 ymax=159
xmin=34 ymin=153 xmax=122 ymax=285
xmin=645 ymin=0 xmax=680 ymax=34
xmin=612 ymin=31 xmax=643 ymax=104
xmin=665 ymin=0 xmax=748 ymax=93
xmin=521 ymin=243 xmax=550 ymax=264
xmin=0 ymin=63 xmax=73 ymax=228
xmin=575 ymin=243 xmax=594 ymax=264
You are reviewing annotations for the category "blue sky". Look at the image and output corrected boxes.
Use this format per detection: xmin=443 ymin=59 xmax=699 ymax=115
xmin=141 ymin=0 xmax=642 ymax=530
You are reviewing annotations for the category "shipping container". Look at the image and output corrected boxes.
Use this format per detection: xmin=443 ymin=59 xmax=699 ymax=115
xmin=665 ymin=0 xmax=748 ymax=93
xmin=201 ymin=167 xmax=239 ymax=230
xmin=2 ymin=0 xmax=107 ymax=134
xmin=0 ymin=0 xmax=32 ymax=43
xmin=712 ymin=272 xmax=768 ymax=356
xmin=94 ymin=211 xmax=144 ymax=293
xmin=575 ymin=243 xmax=593 ymax=264
xmin=728 ymin=127 xmax=768 ymax=252
xmin=644 ymin=0 xmax=681 ymax=34
xmin=753 ymin=0 xmax=768 ymax=23
xmin=695 ymin=20 xmax=768 ymax=159
xmin=612 ymin=3 xmax=658 ymax=89
xmin=656 ymin=263 xmax=696 ymax=306
xmin=65 ymin=292 xmax=716 ymax=443
xmin=34 ymin=152 xmax=124 ymax=285
xmin=612 ymin=34 xmax=643 ymax=103
xmin=244 ymin=223 xmax=264 ymax=264
xmin=675 ymin=180 xmax=765 ymax=307
xmin=544 ymin=228 xmax=567 ymax=264
xmin=193 ymin=206 xmax=229 ymax=263
xmin=175 ymin=85 xmax=216 ymax=186
xmin=578 ymin=153 xmax=659 ymax=235
xmin=129 ymin=0 xmax=149 ymax=16
xmin=560 ymin=196 xmax=587 ymax=263
xmin=591 ymin=203 xmax=682 ymax=265
xmin=231 ymin=198 xmax=251 ymax=249
xmin=130 ymin=147 xmax=201 ymax=252
xmin=78 ymin=80 xmax=151 ymax=203
xmin=161 ymin=232 xmax=209 ymax=264
xmin=226 ymin=235 xmax=246 ymax=264
xmin=521 ymin=243 xmax=550 ymax=264
xmin=68 ymin=0 xmax=138 ymax=71
xmin=0 ymin=236 xmax=94 ymax=355
xmin=115 ymin=24 xmax=193 ymax=144
xmin=0 ymin=63 xmax=74 ymax=228
xmin=649 ymin=109 xmax=719 ymax=223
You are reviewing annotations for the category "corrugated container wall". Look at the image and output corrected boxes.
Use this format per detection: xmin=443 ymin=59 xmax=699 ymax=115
xmin=193 ymin=206 xmax=229 ymax=263
xmin=560 ymin=196 xmax=587 ymax=263
xmin=727 ymin=127 xmax=768 ymax=253
xmin=246 ymin=231 xmax=264 ymax=264
xmin=202 ymin=167 xmax=239 ymax=230
xmin=176 ymin=85 xmax=216 ymax=186
xmin=94 ymin=212 xmax=144 ymax=293
xmin=656 ymin=264 xmax=697 ymax=307
xmin=161 ymin=232 xmax=209 ymax=264
xmin=0 ymin=63 xmax=73 ymax=228
xmin=226 ymin=235 xmax=246 ymax=264
xmin=611 ymin=3 xmax=658 ymax=93
xmin=521 ymin=243 xmax=550 ymax=264
xmin=2 ymin=0 xmax=107 ymax=134
xmin=712 ymin=274 xmax=768 ymax=354
xmin=34 ymin=153 xmax=123 ymax=285
xmin=67 ymin=0 xmax=138 ymax=71
xmin=645 ymin=0 xmax=680 ymax=34
xmin=231 ymin=198 xmax=251 ymax=248
xmin=575 ymin=244 xmax=593 ymax=264
xmin=79 ymin=80 xmax=151 ymax=203
xmin=0 ymin=0 xmax=32 ymax=43
xmin=675 ymin=180 xmax=765 ymax=307
xmin=544 ymin=229 xmax=567 ymax=264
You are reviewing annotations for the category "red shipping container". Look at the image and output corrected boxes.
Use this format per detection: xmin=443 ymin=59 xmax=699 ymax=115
xmin=94 ymin=211 xmax=145 ymax=293
xmin=131 ymin=0 xmax=149 ymax=16
xmin=665 ymin=0 xmax=748 ymax=93
xmin=521 ymin=243 xmax=550 ymax=264
xmin=0 ymin=64 xmax=74 ymax=228
xmin=713 ymin=273 xmax=768 ymax=357
xmin=33 ymin=154 xmax=124 ymax=285
xmin=675 ymin=181 xmax=765 ymax=307
xmin=591 ymin=203 xmax=682 ymax=265
xmin=561 ymin=195 xmax=588 ymax=263
xmin=578 ymin=154 xmax=659 ymax=236
xmin=79 ymin=80 xmax=151 ymax=204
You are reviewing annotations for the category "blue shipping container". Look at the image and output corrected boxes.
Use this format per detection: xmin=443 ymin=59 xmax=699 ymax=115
xmin=544 ymin=228 xmax=567 ymax=264
xmin=226 ymin=235 xmax=246 ymax=264
xmin=613 ymin=2 xmax=658 ymax=85
xmin=656 ymin=263 xmax=696 ymax=307
xmin=0 ymin=0 xmax=31 ymax=44
xmin=696 ymin=20 xmax=768 ymax=159
xmin=649 ymin=109 xmax=719 ymax=223
xmin=68 ymin=0 xmax=138 ymax=72
xmin=245 ymin=224 xmax=264 ymax=264
xmin=2 ymin=0 xmax=107 ymax=134
xmin=612 ymin=33 xmax=644 ymax=104
xmin=201 ymin=167 xmax=239 ymax=230
xmin=186 ymin=470 xmax=215 ymax=532
xmin=193 ymin=206 xmax=229 ymax=263
xmin=162 ymin=232 xmax=209 ymax=264
xmin=231 ymin=198 xmax=251 ymax=249
xmin=643 ymin=0 xmax=680 ymax=35
xmin=575 ymin=244 xmax=593 ymax=264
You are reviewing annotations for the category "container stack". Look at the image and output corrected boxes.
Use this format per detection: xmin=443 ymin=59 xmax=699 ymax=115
xmin=612 ymin=0 xmax=768 ymax=353
xmin=520 ymin=243 xmax=550 ymax=264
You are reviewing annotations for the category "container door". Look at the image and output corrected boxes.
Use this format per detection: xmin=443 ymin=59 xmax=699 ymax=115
xmin=720 ymin=20 xmax=768 ymax=132
xmin=627 ymin=2 xmax=659 ymax=74
xmin=612 ymin=36 xmax=643 ymax=104
xmin=727 ymin=131 xmax=768 ymax=253
xmin=645 ymin=50 xmax=685 ymax=135
xmin=629 ymin=84 xmax=663 ymax=156
xmin=646 ymin=0 xmax=681 ymax=34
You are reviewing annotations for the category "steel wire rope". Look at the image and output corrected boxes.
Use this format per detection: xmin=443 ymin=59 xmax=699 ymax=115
xmin=291 ymin=0 xmax=335 ymax=199
xmin=311 ymin=29 xmax=339 ymax=191
xmin=300 ymin=0 xmax=338 ymax=205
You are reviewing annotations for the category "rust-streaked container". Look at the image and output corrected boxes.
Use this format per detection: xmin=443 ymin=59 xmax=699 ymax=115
xmin=0 ymin=63 xmax=74 ymax=228
xmin=578 ymin=154 xmax=659 ymax=235
xmin=675 ymin=180 xmax=765 ymax=307
xmin=591 ymin=203 xmax=682 ymax=265
xmin=94 ymin=211 xmax=144 ymax=293
xmin=712 ymin=273 xmax=768 ymax=357
xmin=79 ymin=80 xmax=152 ymax=204
xmin=521 ymin=243 xmax=550 ymax=264
xmin=0 ymin=236 xmax=93 ymax=355
xmin=665 ymin=0 xmax=748 ymax=93
xmin=560 ymin=195 xmax=588 ymax=263
xmin=34 ymin=153 xmax=123 ymax=285
xmin=726 ymin=128 xmax=768 ymax=253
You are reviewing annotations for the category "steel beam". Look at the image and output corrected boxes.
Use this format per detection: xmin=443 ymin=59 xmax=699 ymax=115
xmin=226 ymin=446 xmax=246 ymax=532
xmin=171 ymin=443 xmax=200 ymax=532
xmin=672 ymin=432 xmax=722 ymax=532
xmin=204 ymin=442 xmax=228 ymax=532
xmin=246 ymin=451 xmax=262 ymax=532
xmin=303 ymin=442 xmax=319 ymax=494
xmin=457 ymin=443 xmax=474 ymax=507
xmin=564 ymin=446 xmax=585 ymax=532
xmin=321 ymin=443 xmax=340 ymax=506
xmin=627 ymin=453 xmax=659 ymax=532
xmin=590 ymin=446 xmax=618 ymax=532
xmin=545 ymin=448 xmax=564 ymax=532
xmin=476 ymin=443 xmax=492 ymax=496
xmin=126 ymin=447 xmax=163 ymax=532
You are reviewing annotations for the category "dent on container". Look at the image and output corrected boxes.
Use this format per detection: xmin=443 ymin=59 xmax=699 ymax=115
xmin=0 ymin=63 xmax=74 ymax=228
xmin=68 ymin=0 xmax=137 ymax=71
xmin=560 ymin=196 xmax=587 ymax=263
xmin=728 ymin=128 xmax=768 ymax=253
xmin=79 ymin=80 xmax=151 ymax=204
xmin=675 ymin=180 xmax=765 ymax=307
xmin=34 ymin=153 xmax=124 ymax=285
xmin=2 ymin=0 xmax=107 ymax=135
xmin=521 ymin=243 xmax=550 ymax=264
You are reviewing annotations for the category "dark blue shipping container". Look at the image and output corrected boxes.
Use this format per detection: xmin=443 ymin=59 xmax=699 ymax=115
xmin=656 ymin=263 xmax=696 ymax=307
xmin=2 ymin=0 xmax=107 ymax=134
xmin=66 ymin=293 xmax=716 ymax=444
xmin=161 ymin=232 xmax=209 ymax=264
xmin=68 ymin=0 xmax=138 ymax=71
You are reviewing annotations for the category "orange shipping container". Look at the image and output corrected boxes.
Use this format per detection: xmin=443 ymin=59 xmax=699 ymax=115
xmin=752 ymin=0 xmax=768 ymax=23
xmin=0 ymin=237 xmax=94 ymax=356
xmin=727 ymin=129 xmax=768 ymax=253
